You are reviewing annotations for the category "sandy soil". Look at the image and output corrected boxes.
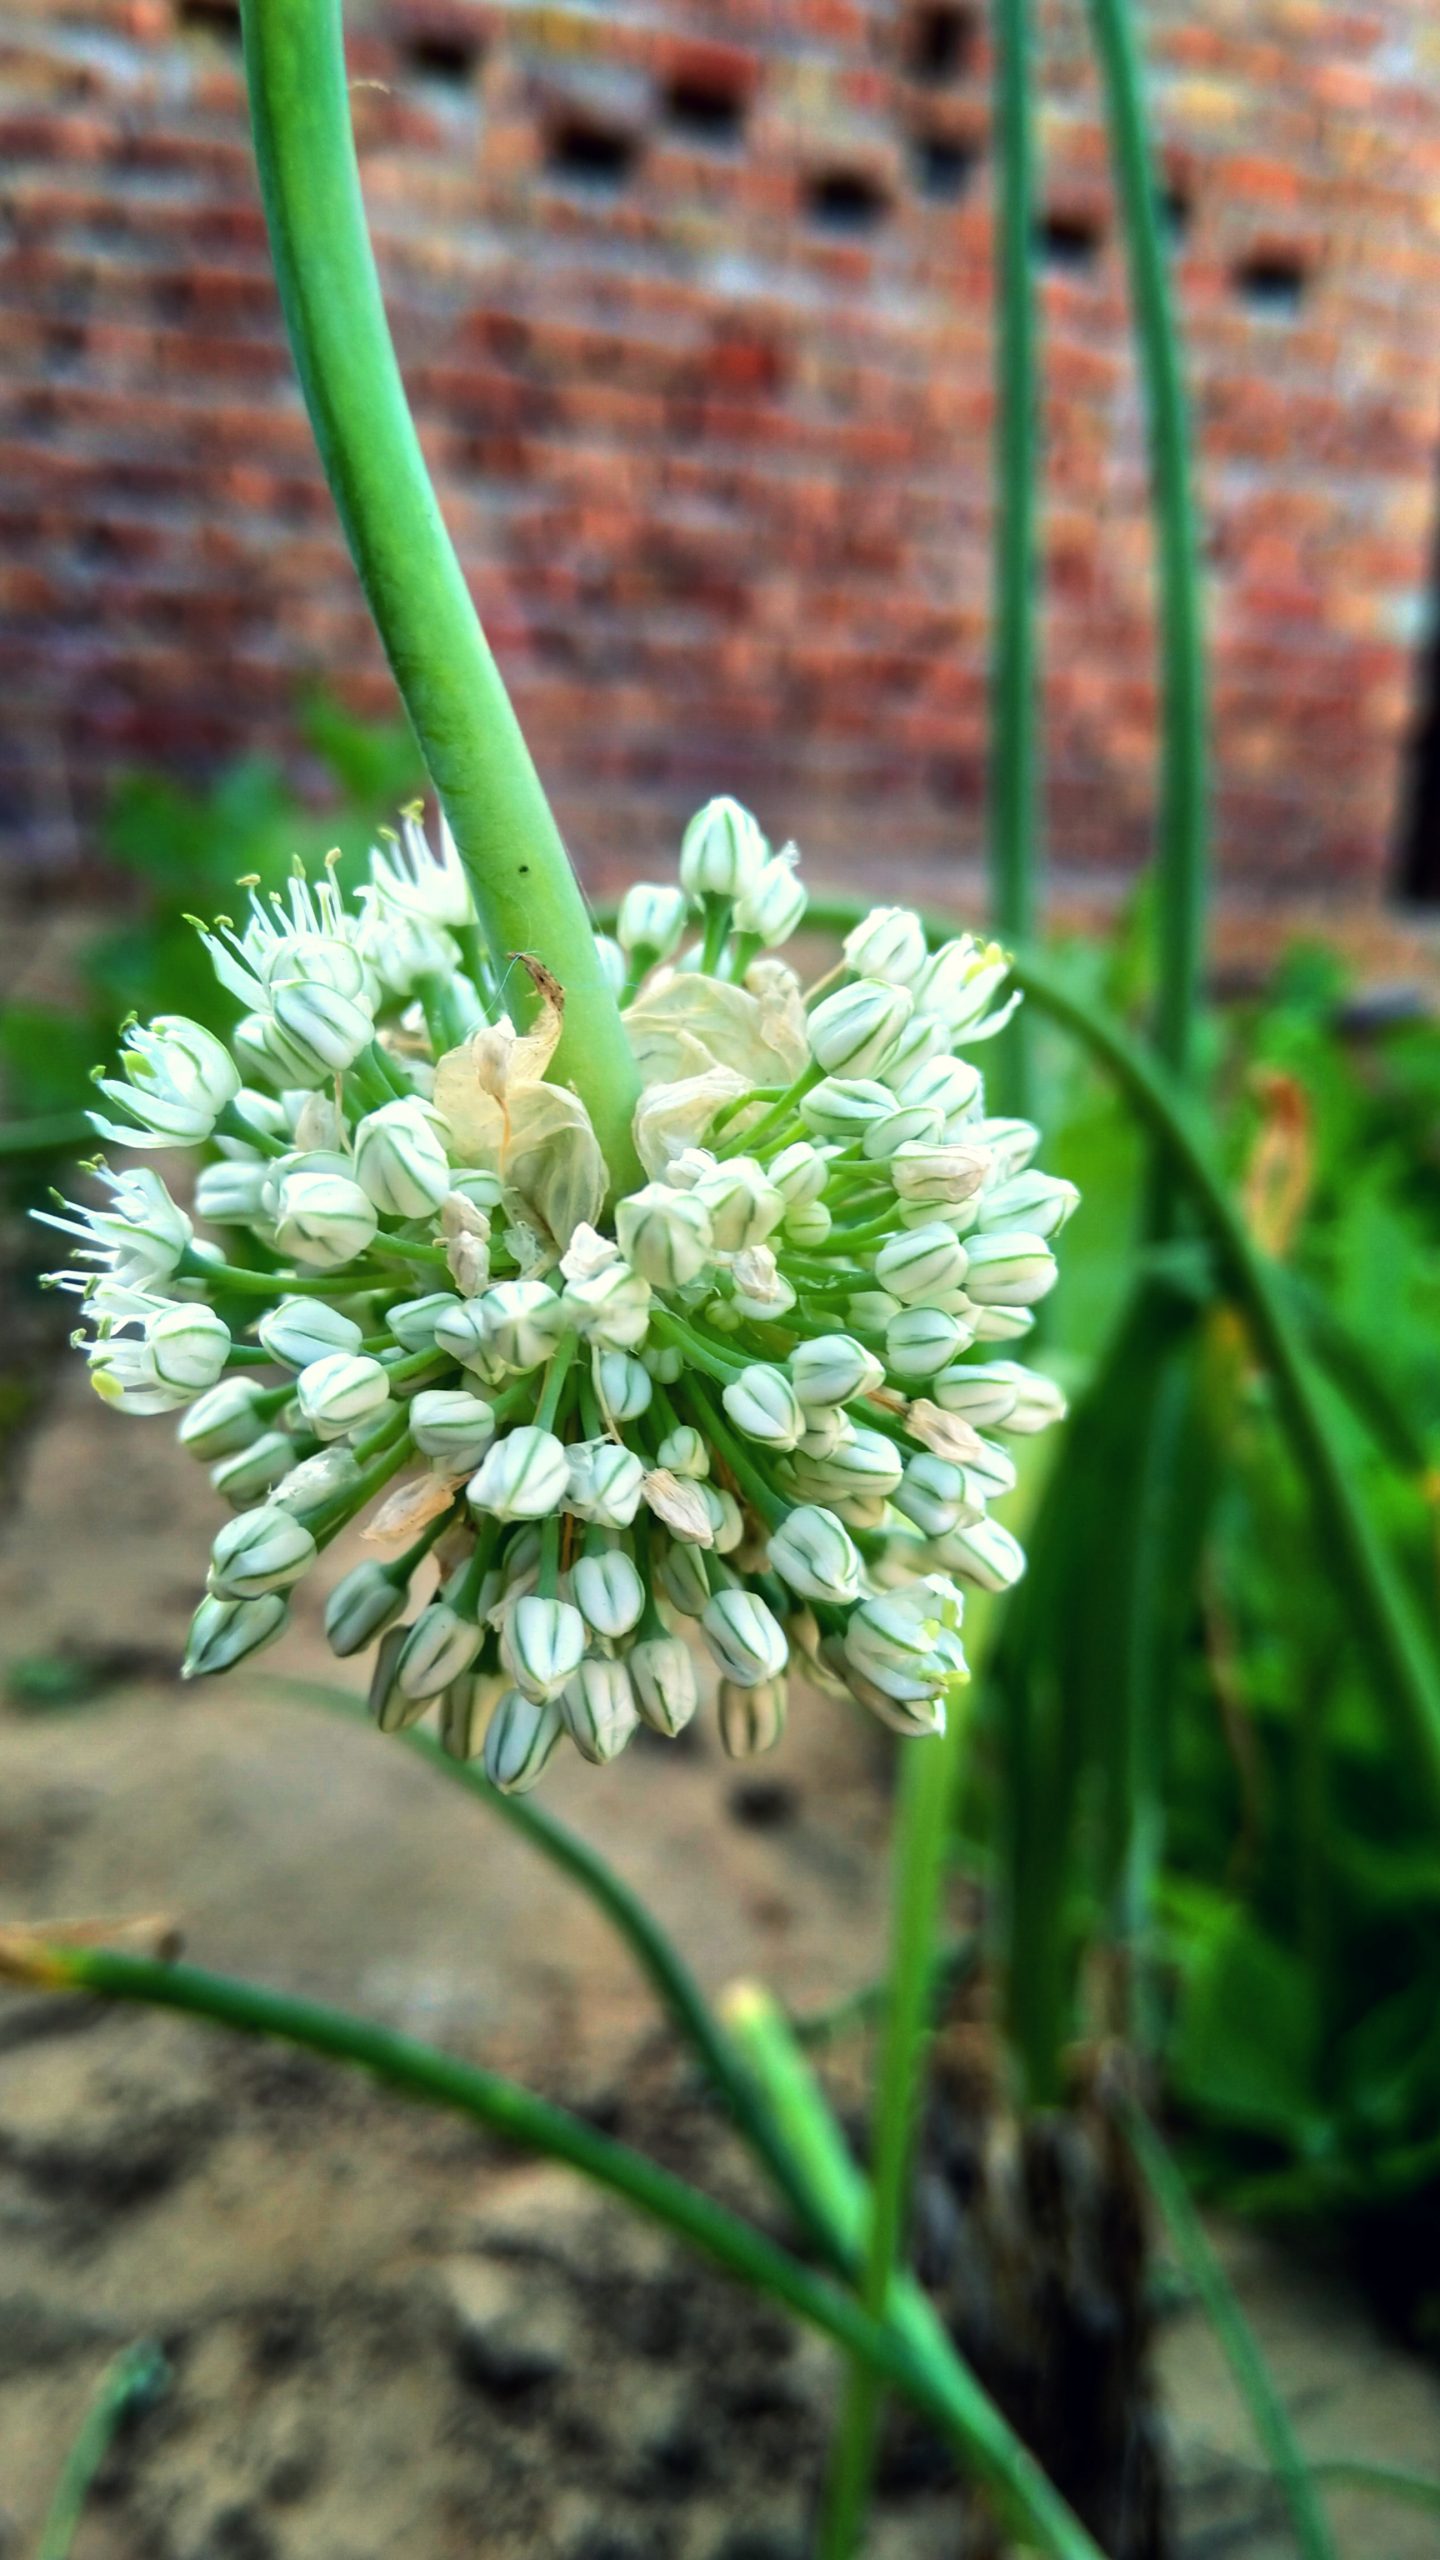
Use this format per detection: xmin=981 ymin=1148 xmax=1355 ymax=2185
xmin=1 ymin=1373 xmax=1438 ymax=2557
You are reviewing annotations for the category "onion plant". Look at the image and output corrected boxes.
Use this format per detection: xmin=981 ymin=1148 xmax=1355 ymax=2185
xmin=17 ymin=0 xmax=1440 ymax=2550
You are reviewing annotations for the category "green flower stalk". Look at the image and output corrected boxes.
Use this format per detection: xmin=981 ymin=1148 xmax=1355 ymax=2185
xmin=41 ymin=808 xmax=1075 ymax=1787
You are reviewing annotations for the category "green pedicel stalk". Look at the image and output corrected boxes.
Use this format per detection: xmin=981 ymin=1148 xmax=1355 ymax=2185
xmin=36 ymin=2343 xmax=169 ymax=2560
xmin=818 ymin=1688 xmax=971 ymax=2559
xmin=238 ymin=0 xmax=641 ymax=1193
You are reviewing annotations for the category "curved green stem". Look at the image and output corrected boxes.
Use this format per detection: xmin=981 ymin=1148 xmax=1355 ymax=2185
xmin=0 ymin=1936 xmax=1098 ymax=2560
xmin=1085 ymin=0 xmax=1208 ymax=1092
xmin=819 ymin=1698 xmax=970 ymax=2558
xmin=990 ymin=0 xmax=1040 ymax=1121
xmin=238 ymin=0 xmax=640 ymax=1192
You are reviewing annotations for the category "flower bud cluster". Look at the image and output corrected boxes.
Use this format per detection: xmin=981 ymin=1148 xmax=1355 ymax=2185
xmin=41 ymin=805 xmax=1074 ymax=1787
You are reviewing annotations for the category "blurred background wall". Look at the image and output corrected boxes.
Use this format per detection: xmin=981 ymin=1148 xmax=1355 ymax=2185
xmin=4 ymin=0 xmax=1440 ymax=916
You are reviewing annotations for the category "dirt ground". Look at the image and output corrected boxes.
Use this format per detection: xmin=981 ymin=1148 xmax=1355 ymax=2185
xmin=2 ymin=1371 xmax=1438 ymax=2559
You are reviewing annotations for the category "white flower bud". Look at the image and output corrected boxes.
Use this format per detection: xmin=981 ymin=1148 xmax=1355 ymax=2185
xmin=642 ymin=1341 xmax=683 ymax=1383
xmin=211 ymin=1430 xmax=297 ymax=1504
xmin=272 ymin=1445 xmax=361 ymax=1522
xmin=929 ymin=1361 xmax=1021 ymax=1426
xmin=962 ymin=1231 xmax=1057 ymax=1307
xmin=655 ymin=1535 xmax=711 ymax=1616
xmin=808 ymin=979 xmax=913 ymax=1080
xmin=91 ymin=1014 xmax=240 ymax=1148
xmin=890 ymin=1141 xmax=990 ymax=1208
xmin=439 ymin=1670 xmax=504 ymax=1764
xmin=594 ymin=1349 xmax=653 ymax=1423
xmin=875 ymin=1223 xmax=969 ymax=1306
xmin=147 ymin=1302 xmax=231 ymax=1393
xmin=768 ymin=1505 xmax=861 ymax=1604
xmin=718 ymin=1678 xmax=787 ymax=1759
xmin=484 ymin=1689 xmax=565 ymax=1793
xmin=844 ymin=1659 xmax=949 ymax=1738
xmin=324 ymin=1559 xmax=408 ymax=1657
xmin=885 ymin=1306 xmax=970 ymax=1379
xmin=705 ymin=1486 xmax=745 ymax=1552
xmin=989 ymin=1364 xmax=1067 ymax=1432
xmin=701 ymin=1588 xmax=788 ymax=1687
xmin=893 ymin=1453 xmax=969 ymax=1539
xmin=971 ymin=1303 xmax=1036 ymax=1342
xmin=481 ymin=1280 xmax=568 ymax=1372
xmin=790 ymin=1334 xmax=884 ymax=1408
xmin=617 ymin=880 xmax=689 ymax=961
xmin=846 ymin=1582 xmax=964 ymax=1688
xmin=561 ymin=1656 xmax=639 ymax=1765
xmin=722 ymin=1363 xmax=804 ymax=1450
xmin=770 ymin=1142 xmax=828 ymax=1207
xmin=642 ymin=1468 xmax=715 ymax=1545
xmin=178 ymin=1378 xmax=267 ymax=1459
xmin=935 ymin=1516 xmax=1027 ymax=1591
xmin=679 ymin=795 xmax=767 ymax=901
xmin=595 ymin=933 xmax=626 ymax=996
xmin=571 ymin=1548 xmax=646 ymax=1638
xmin=268 ymin=975 xmax=375 ymax=1081
xmin=194 ymin=1157 xmax=270 ymax=1225
xmin=183 ymin=1590 xmax=289 ymax=1679
xmin=848 ymin=1289 xmax=902 ymax=1333
xmin=861 ymin=1104 xmax=944 ymax=1161
xmin=409 ymin=1388 xmax=497 ymax=1470
xmin=897 ymin=1053 xmax=984 ymax=1125
xmin=433 ymin=1298 xmax=499 ymax=1374
xmin=448 ymin=1168 xmax=505 ymax=1214
xmin=798 ymin=1405 xmax=854 ymax=1459
xmin=799 ymin=1078 xmax=896 ymax=1142
xmin=692 ymin=1159 xmax=784 ymax=1252
xmin=978 ymin=1171 xmax=1080 ymax=1238
xmin=257 ymin=1295 xmax=364 ymax=1371
xmin=296 ymin=1351 xmax=391 ymax=1442
xmin=564 ymin=1260 xmax=652 ymax=1352
xmin=615 ymin=1183 xmax=713 ymax=1288
xmin=501 ymin=1594 xmax=587 ymax=1701
xmin=877 ymin=1013 xmax=950 ymax=1092
xmin=353 ymin=1097 xmax=451 ymax=1218
xmin=729 ymin=1246 xmax=796 ymax=1322
xmin=397 ymin=1601 xmax=484 ymax=1701
xmin=842 ymin=907 xmax=929 ymax=988
xmin=208 ymin=1502 xmax=316 ymax=1599
xmin=787 ymin=1435 xmax=904 ymax=1511
xmin=565 ymin=1438 xmax=646 ymax=1527
xmin=630 ymin=1633 xmax=699 ymax=1736
xmin=655 ymin=1426 xmax=709 ymax=1479
xmin=734 ymin=845 xmax=806 ymax=945
xmin=388 ymin=1291 xmax=463 ymax=1351
xmin=272 ymin=1165 xmax=378 ymax=1270
xmin=965 ymin=1116 xmax=1040 ymax=1178
xmin=913 ymin=937 xmax=1015 ymax=1037
xmin=783 ymin=1199 xmax=831 ymax=1249
xmin=470 ymin=1426 xmax=570 ymax=1520
xmin=367 ymin=1622 xmax=425 ymax=1732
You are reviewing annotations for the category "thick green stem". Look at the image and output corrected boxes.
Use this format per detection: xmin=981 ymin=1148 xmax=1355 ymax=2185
xmin=0 ymin=1936 xmax=1094 ymax=2558
xmin=989 ymin=0 xmax=1040 ymax=1121
xmin=819 ymin=1699 xmax=969 ymax=2557
xmin=238 ymin=0 xmax=640 ymax=1192
xmin=1084 ymin=0 xmax=1208 ymax=1093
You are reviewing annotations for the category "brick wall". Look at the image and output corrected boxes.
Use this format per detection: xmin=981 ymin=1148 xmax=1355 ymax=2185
xmin=3 ymin=0 xmax=1440 ymax=913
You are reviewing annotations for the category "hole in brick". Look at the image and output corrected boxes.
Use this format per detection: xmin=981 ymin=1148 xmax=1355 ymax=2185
xmin=662 ymin=73 xmax=747 ymax=144
xmin=1160 ymin=182 xmax=1191 ymax=241
xmin=1233 ymin=251 xmax=1307 ymax=315
xmin=912 ymin=132 xmax=979 ymax=201
xmin=1038 ymin=209 xmax=1103 ymax=271
xmin=176 ymin=0 xmax=241 ymax=39
xmin=805 ymin=168 xmax=890 ymax=233
xmin=546 ymin=114 xmax=640 ymax=188
xmin=401 ymin=28 xmax=482 ymax=86
xmin=906 ymin=3 xmax=976 ymax=84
